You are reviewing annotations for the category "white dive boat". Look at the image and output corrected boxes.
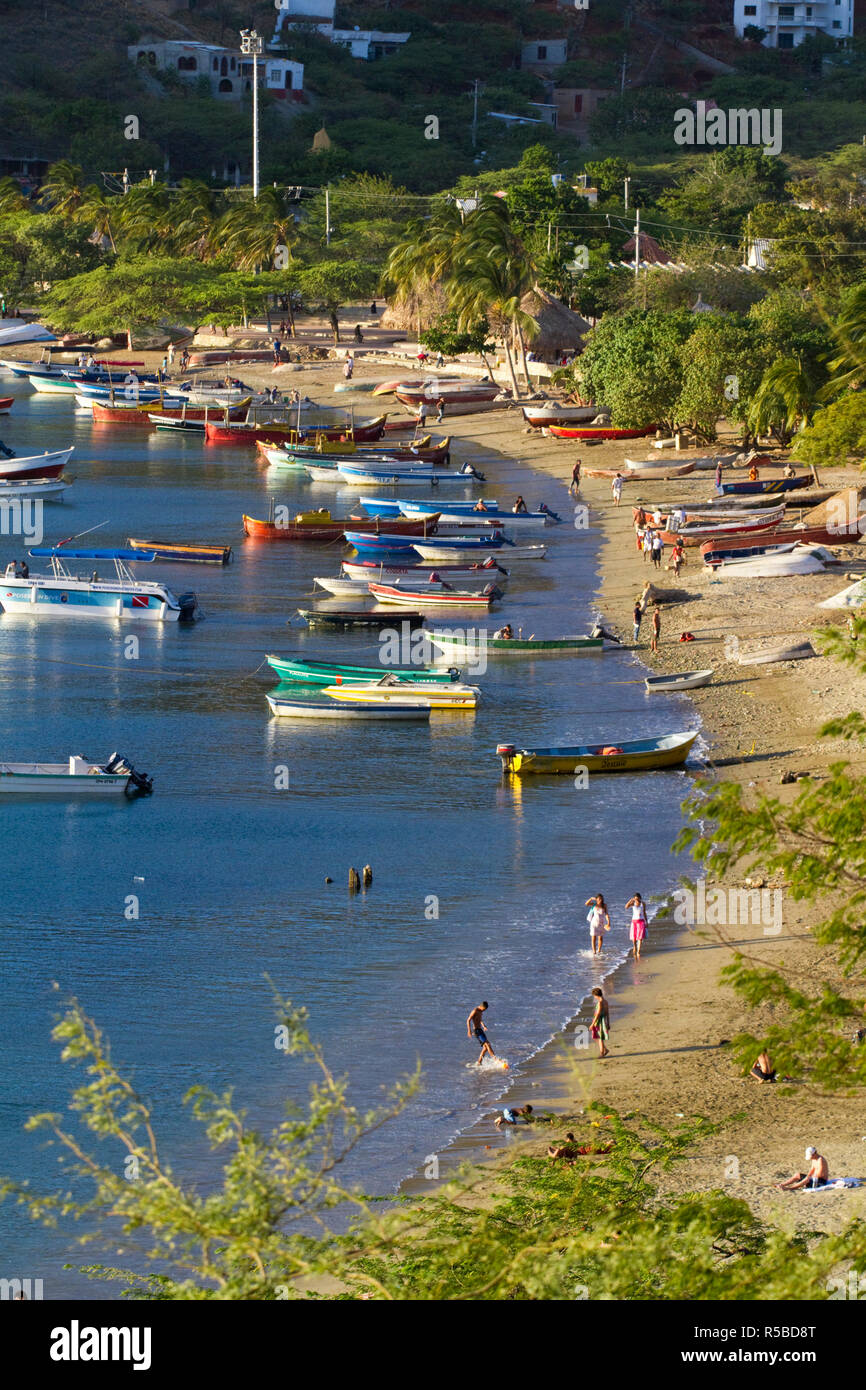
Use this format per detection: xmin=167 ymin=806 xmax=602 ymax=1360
xmin=644 ymin=669 xmax=714 ymax=693
xmin=0 ymin=752 xmax=153 ymax=796
xmin=0 ymin=548 xmax=198 ymax=622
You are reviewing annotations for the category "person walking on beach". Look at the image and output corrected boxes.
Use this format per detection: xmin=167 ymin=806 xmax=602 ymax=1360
xmin=436 ymin=397 xmax=445 ymax=423
xmin=272 ymin=337 xmax=282 ymax=366
xmin=651 ymin=530 xmax=663 ymax=569
xmin=467 ymin=1001 xmax=496 ymax=1063
xmin=590 ymin=987 xmax=610 ymax=1058
xmin=585 ymin=893 xmax=610 ymax=956
xmin=671 ymin=539 xmax=684 ymax=578
xmin=343 ymin=355 xmax=354 ymax=379
xmin=167 ymin=342 xmax=175 ymax=367
xmin=417 ymin=401 xmax=428 ymax=428
xmin=569 ymin=459 xmax=582 ymax=495
xmin=714 ymin=462 xmax=723 ymax=490
xmin=611 ymin=473 xmax=623 ymax=506
xmin=632 ymin=599 xmax=643 ymax=644
xmin=642 ymin=528 xmax=653 ymax=564
xmin=650 ymin=603 xmax=661 ymax=653
xmin=625 ymin=892 xmax=648 ymax=959
xmin=179 ymin=348 xmax=190 ymax=374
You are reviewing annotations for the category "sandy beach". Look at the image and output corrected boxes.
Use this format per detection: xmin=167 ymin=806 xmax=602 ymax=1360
xmin=26 ymin=333 xmax=866 ymax=1237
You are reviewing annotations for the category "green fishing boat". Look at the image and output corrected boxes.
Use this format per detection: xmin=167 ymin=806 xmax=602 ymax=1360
xmin=266 ymin=655 xmax=461 ymax=686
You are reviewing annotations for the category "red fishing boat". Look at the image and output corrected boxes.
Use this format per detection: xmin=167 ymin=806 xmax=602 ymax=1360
xmin=242 ymin=509 xmax=440 ymax=542
xmin=0 ymin=396 xmax=13 ymax=412
xmin=701 ymin=524 xmax=844 ymax=564
xmin=549 ymin=423 xmax=659 ymax=441
xmin=660 ymin=516 xmax=786 ymax=547
xmin=91 ymin=400 xmax=251 ymax=426
xmin=206 ymin=414 xmax=387 ymax=446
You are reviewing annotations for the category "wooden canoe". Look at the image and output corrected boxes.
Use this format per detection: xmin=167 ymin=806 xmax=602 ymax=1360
xmin=427 ymin=631 xmax=603 ymax=656
xmin=266 ymin=693 xmax=430 ymax=720
xmin=368 ymin=581 xmax=501 ymax=609
xmin=206 ymin=414 xmax=387 ymax=446
xmin=584 ymin=463 xmax=695 ymax=480
xmin=92 ymin=400 xmax=249 ymax=425
xmin=549 ymin=423 xmax=659 ymax=441
xmin=496 ymin=730 xmax=699 ymax=775
xmin=242 ymin=512 xmax=440 ymax=542
xmin=127 ymin=538 xmax=232 ymax=565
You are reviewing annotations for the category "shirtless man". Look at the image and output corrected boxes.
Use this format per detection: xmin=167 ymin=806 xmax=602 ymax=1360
xmin=467 ymin=1001 xmax=496 ymax=1063
xmin=777 ymin=1147 xmax=829 ymax=1190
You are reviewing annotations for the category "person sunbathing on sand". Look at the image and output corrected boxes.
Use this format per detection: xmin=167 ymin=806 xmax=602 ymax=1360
xmin=750 ymin=1049 xmax=777 ymax=1083
xmin=548 ymin=1132 xmax=578 ymax=1159
xmin=777 ymin=1147 xmax=829 ymax=1190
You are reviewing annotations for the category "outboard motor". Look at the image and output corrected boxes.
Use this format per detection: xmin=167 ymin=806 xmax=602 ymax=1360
xmin=103 ymin=753 xmax=154 ymax=796
xmin=177 ymin=592 xmax=199 ymax=622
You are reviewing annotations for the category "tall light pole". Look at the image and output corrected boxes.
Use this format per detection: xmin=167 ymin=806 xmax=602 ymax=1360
xmin=470 ymin=78 xmax=481 ymax=150
xmin=240 ymin=28 xmax=263 ymax=199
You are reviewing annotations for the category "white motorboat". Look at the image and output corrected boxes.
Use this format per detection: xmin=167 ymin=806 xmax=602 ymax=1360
xmin=0 ymin=476 xmax=70 ymax=501
xmin=0 ymin=547 xmax=198 ymax=622
xmin=0 ymin=752 xmax=152 ymax=796
xmin=0 ymin=448 xmax=73 ymax=481
xmin=266 ymin=693 xmax=430 ymax=720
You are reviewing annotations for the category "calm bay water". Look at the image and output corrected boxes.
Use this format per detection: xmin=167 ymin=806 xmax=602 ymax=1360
xmin=0 ymin=382 xmax=695 ymax=1297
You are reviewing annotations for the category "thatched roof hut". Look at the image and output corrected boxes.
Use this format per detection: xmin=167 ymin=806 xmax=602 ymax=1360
xmin=521 ymin=288 xmax=591 ymax=362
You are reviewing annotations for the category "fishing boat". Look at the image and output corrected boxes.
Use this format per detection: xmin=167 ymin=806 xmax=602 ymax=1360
xmin=0 ymin=396 xmax=13 ymax=412
xmin=266 ymin=655 xmax=460 ymax=686
xmin=315 ymin=570 xmax=505 ymax=596
xmin=204 ymin=414 xmax=388 ymax=446
xmin=370 ymin=497 xmax=497 ymax=518
xmin=342 ymin=557 xmax=508 ymax=582
xmin=368 ymin=581 xmax=503 ymax=609
xmin=92 ymin=400 xmax=250 ymax=427
xmin=322 ymin=678 xmax=479 ymax=709
xmin=626 ymin=452 xmax=747 ymax=471
xmin=711 ymin=547 xmax=828 ymax=578
xmin=266 ymin=693 xmax=430 ymax=720
xmin=637 ymin=502 xmax=786 ymax=527
xmin=496 ymin=730 xmax=699 ymax=775
xmin=819 ymin=577 xmax=866 ymax=609
xmin=549 ymin=423 xmax=658 ymax=441
xmin=738 ymin=641 xmax=816 ymax=666
xmin=338 ymin=463 xmax=484 ymax=486
xmin=297 ymin=608 xmax=426 ymax=631
xmin=522 ymin=403 xmax=601 ymax=428
xmin=1 ymin=548 xmax=199 ymax=622
xmin=644 ymin=669 xmax=714 ymax=693
xmin=242 ymin=510 xmax=440 ymax=543
xmin=414 ymin=541 xmax=546 ymax=562
xmin=0 ymin=476 xmax=70 ymax=501
xmin=127 ymin=539 xmax=232 ymax=565
xmin=372 ymin=376 xmax=467 ymax=397
xmin=701 ymin=525 xmax=841 ymax=566
xmin=0 ymin=447 xmax=73 ymax=481
xmin=659 ymin=515 xmax=785 ymax=547
xmin=273 ymin=435 xmax=448 ymax=463
xmin=399 ymin=502 xmax=559 ymax=529
xmin=427 ymin=631 xmax=604 ymax=658
xmin=395 ymin=381 xmax=504 ymax=414
xmin=584 ymin=463 xmax=696 ymax=481
xmin=0 ymin=752 xmax=153 ymax=796
xmin=719 ymin=476 xmax=812 ymax=495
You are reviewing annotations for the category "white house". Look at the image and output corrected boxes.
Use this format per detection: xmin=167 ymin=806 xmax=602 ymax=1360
xmin=129 ymin=41 xmax=303 ymax=100
xmin=270 ymin=2 xmax=410 ymax=59
xmin=521 ymin=38 xmax=568 ymax=72
xmin=733 ymin=0 xmax=854 ymax=48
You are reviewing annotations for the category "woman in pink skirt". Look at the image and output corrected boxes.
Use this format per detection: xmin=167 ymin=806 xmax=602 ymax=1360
xmin=626 ymin=892 xmax=648 ymax=959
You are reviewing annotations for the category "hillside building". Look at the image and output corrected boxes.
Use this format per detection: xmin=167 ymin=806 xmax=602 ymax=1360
xmin=270 ymin=1 xmax=410 ymax=60
xmin=733 ymin=0 xmax=854 ymax=47
xmin=128 ymin=40 xmax=304 ymax=100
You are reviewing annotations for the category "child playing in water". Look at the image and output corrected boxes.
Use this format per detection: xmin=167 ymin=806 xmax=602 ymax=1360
xmin=585 ymin=893 xmax=610 ymax=956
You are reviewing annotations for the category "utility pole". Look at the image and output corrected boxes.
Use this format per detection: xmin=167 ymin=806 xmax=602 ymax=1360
xmin=547 ymin=222 xmax=552 ymax=255
xmin=240 ymin=29 xmax=263 ymax=199
xmin=325 ymin=185 xmax=330 ymax=246
xmin=633 ymin=207 xmax=640 ymax=279
xmin=624 ymin=176 xmax=631 ymax=210
xmin=471 ymin=79 xmax=481 ymax=149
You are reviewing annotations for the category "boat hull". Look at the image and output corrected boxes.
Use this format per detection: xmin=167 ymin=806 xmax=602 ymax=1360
xmin=127 ymin=539 xmax=232 ymax=565
xmin=0 ymin=578 xmax=188 ymax=621
xmin=428 ymin=632 xmax=602 ymax=656
xmin=0 ymin=448 xmax=73 ymax=481
xmin=644 ymin=670 xmax=714 ymax=692
xmin=266 ymin=656 xmax=459 ymax=686
xmin=497 ymin=731 xmax=698 ymax=774
xmin=266 ymin=694 xmax=429 ymax=720
xmin=549 ymin=424 xmax=658 ymax=441
xmin=720 ymin=476 xmax=812 ymax=495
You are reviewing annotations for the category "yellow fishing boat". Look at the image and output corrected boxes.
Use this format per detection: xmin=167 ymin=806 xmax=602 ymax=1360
xmin=496 ymin=731 xmax=698 ymax=775
xmin=323 ymin=679 xmax=480 ymax=710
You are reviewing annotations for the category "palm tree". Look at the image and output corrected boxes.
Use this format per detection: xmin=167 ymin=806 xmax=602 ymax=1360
xmin=384 ymin=202 xmax=464 ymax=336
xmin=39 ymin=161 xmax=86 ymax=218
xmin=218 ymin=187 xmax=299 ymax=272
xmin=76 ymin=185 xmax=118 ymax=253
xmin=168 ymin=180 xmax=222 ymax=260
xmin=0 ymin=177 xmax=27 ymax=215
xmin=114 ymin=182 xmax=172 ymax=254
xmin=748 ymin=356 xmax=824 ymax=446
xmin=451 ymin=197 xmax=537 ymax=400
xmin=823 ymin=281 xmax=866 ymax=394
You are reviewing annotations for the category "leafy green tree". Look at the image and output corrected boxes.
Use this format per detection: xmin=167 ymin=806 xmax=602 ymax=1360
xmin=297 ymin=260 xmax=379 ymax=343
xmin=675 ymin=316 xmax=762 ymax=439
xmin=0 ymin=212 xmax=103 ymax=313
xmin=747 ymin=355 xmax=826 ymax=446
xmin=791 ymin=393 xmax=866 ymax=468
xmin=658 ymin=149 xmax=788 ymax=236
xmin=578 ymin=309 xmax=694 ymax=429
xmin=584 ymin=157 xmax=631 ymax=197
xmin=420 ymin=311 xmax=495 ymax=370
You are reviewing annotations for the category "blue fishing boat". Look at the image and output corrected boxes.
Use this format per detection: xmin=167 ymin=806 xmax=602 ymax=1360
xmin=718 ymin=476 xmax=812 ymax=496
xmin=343 ymin=531 xmax=419 ymax=552
xmin=1 ymin=548 xmax=199 ymax=622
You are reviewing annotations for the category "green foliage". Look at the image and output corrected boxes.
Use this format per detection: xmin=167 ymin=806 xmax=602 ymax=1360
xmin=578 ymin=308 xmax=695 ymax=428
xmin=675 ymin=316 xmax=762 ymax=438
xmin=791 ymin=393 xmax=866 ymax=469
xmin=420 ymin=312 xmax=493 ymax=358
xmin=0 ymin=210 xmax=102 ymax=310
xmin=4 ymin=997 xmax=864 ymax=1300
